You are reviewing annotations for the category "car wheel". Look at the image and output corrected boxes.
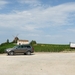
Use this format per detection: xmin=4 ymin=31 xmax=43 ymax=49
xmin=9 ymin=51 xmax=14 ymax=55
xmin=24 ymin=53 xmax=26 ymax=55
xmin=7 ymin=53 xmax=10 ymax=55
xmin=26 ymin=51 xmax=31 ymax=55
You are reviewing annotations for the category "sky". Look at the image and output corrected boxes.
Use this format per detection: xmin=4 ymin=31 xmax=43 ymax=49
xmin=0 ymin=0 xmax=75 ymax=44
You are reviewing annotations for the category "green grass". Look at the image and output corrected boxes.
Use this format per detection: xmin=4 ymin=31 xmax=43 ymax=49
xmin=32 ymin=44 xmax=72 ymax=52
xmin=0 ymin=42 xmax=16 ymax=53
xmin=0 ymin=43 xmax=75 ymax=53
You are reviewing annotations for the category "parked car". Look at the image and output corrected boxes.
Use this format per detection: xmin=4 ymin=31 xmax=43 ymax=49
xmin=5 ymin=44 xmax=34 ymax=55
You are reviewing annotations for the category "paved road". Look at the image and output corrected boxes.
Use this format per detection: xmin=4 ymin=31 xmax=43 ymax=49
xmin=0 ymin=53 xmax=75 ymax=75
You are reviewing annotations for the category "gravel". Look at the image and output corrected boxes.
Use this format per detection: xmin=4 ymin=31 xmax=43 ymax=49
xmin=0 ymin=53 xmax=75 ymax=75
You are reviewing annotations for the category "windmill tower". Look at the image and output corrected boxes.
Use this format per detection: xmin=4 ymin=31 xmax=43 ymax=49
xmin=12 ymin=34 xmax=19 ymax=43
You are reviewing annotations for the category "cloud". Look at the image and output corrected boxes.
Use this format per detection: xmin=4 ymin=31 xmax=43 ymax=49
xmin=0 ymin=0 xmax=8 ymax=9
xmin=43 ymin=2 xmax=75 ymax=26
xmin=0 ymin=2 xmax=75 ymax=43
xmin=0 ymin=2 xmax=75 ymax=28
xmin=67 ymin=28 xmax=75 ymax=33
xmin=18 ymin=0 xmax=41 ymax=7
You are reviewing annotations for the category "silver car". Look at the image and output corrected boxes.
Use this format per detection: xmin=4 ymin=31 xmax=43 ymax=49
xmin=6 ymin=45 xmax=34 ymax=55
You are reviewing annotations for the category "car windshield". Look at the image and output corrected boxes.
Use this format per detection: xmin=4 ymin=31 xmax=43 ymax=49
xmin=13 ymin=46 xmax=18 ymax=49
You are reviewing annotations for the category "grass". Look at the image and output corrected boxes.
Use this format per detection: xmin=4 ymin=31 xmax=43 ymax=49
xmin=32 ymin=44 xmax=72 ymax=52
xmin=0 ymin=42 xmax=16 ymax=53
xmin=0 ymin=43 xmax=75 ymax=53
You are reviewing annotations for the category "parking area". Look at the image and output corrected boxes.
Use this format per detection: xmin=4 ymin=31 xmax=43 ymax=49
xmin=0 ymin=52 xmax=75 ymax=75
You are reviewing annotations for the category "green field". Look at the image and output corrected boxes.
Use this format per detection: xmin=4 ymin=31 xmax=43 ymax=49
xmin=0 ymin=43 xmax=75 ymax=53
xmin=0 ymin=43 xmax=16 ymax=53
xmin=33 ymin=44 xmax=71 ymax=52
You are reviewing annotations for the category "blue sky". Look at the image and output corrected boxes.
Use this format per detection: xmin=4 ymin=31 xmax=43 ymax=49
xmin=0 ymin=0 xmax=75 ymax=44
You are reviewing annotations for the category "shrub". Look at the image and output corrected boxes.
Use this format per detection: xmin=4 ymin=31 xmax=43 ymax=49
xmin=0 ymin=42 xmax=16 ymax=53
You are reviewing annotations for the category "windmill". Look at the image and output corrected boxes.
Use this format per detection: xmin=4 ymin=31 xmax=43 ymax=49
xmin=12 ymin=34 xmax=19 ymax=43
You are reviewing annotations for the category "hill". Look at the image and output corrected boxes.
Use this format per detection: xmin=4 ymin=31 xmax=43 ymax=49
xmin=0 ymin=42 xmax=16 ymax=53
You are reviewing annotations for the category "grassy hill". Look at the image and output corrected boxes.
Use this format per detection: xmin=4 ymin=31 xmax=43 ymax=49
xmin=0 ymin=42 xmax=74 ymax=53
xmin=0 ymin=42 xmax=16 ymax=53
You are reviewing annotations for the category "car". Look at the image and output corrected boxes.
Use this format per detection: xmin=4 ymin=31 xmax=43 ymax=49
xmin=5 ymin=44 xmax=34 ymax=55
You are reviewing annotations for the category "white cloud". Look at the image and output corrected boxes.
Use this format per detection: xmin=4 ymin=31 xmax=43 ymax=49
xmin=0 ymin=2 xmax=75 ymax=28
xmin=67 ymin=28 xmax=75 ymax=32
xmin=0 ymin=2 xmax=75 ymax=43
xmin=43 ymin=2 xmax=75 ymax=26
xmin=0 ymin=0 xmax=8 ymax=9
xmin=18 ymin=0 xmax=41 ymax=7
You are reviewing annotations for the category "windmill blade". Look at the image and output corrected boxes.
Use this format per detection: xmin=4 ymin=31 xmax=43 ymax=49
xmin=12 ymin=35 xmax=15 ymax=37
xmin=16 ymin=34 xmax=19 ymax=37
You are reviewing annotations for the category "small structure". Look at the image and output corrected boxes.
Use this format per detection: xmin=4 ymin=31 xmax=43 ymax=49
xmin=13 ymin=37 xmax=19 ymax=43
xmin=17 ymin=40 xmax=29 ymax=45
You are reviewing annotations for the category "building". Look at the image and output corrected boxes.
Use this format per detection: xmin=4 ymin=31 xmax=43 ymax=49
xmin=17 ymin=40 xmax=29 ymax=45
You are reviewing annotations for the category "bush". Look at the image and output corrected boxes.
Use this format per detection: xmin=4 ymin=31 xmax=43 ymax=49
xmin=30 ymin=40 xmax=37 ymax=45
xmin=0 ymin=42 xmax=16 ymax=53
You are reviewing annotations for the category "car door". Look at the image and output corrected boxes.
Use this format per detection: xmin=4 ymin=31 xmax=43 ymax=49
xmin=14 ymin=45 xmax=22 ymax=53
xmin=21 ymin=45 xmax=27 ymax=53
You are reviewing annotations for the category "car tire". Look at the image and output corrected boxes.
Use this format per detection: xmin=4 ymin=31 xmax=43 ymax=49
xmin=7 ymin=53 xmax=10 ymax=55
xmin=26 ymin=51 xmax=31 ymax=55
xmin=9 ymin=51 xmax=14 ymax=55
xmin=24 ymin=53 xmax=26 ymax=55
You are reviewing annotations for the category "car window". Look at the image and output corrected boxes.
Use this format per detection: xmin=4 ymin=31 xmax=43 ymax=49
xmin=18 ymin=45 xmax=21 ymax=48
xmin=22 ymin=45 xmax=31 ymax=48
xmin=16 ymin=45 xmax=31 ymax=48
xmin=21 ymin=45 xmax=23 ymax=48
xmin=23 ymin=45 xmax=27 ymax=48
xmin=13 ymin=46 xmax=18 ymax=48
xmin=27 ymin=46 xmax=31 ymax=48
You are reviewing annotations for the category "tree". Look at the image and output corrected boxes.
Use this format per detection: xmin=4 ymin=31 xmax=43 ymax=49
xmin=30 ymin=40 xmax=37 ymax=45
xmin=7 ymin=39 xmax=9 ymax=43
